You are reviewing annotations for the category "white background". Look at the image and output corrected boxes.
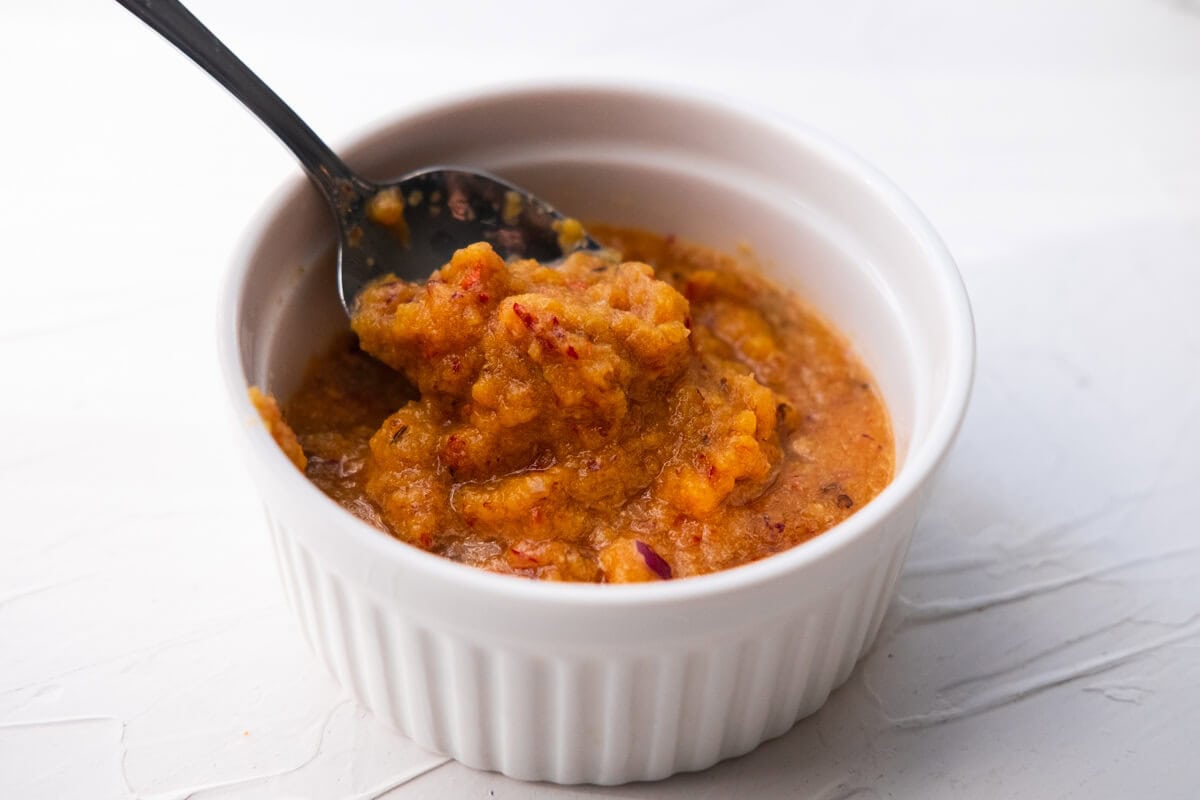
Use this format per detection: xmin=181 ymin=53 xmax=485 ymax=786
xmin=2 ymin=0 xmax=1199 ymax=797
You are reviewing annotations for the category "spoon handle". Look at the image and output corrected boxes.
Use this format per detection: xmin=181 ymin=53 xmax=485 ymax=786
xmin=114 ymin=0 xmax=368 ymax=198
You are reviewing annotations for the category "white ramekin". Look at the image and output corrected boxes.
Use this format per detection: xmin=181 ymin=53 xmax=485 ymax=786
xmin=218 ymin=82 xmax=974 ymax=785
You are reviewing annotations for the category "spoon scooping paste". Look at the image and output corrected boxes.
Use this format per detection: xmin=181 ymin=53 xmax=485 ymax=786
xmin=115 ymin=0 xmax=599 ymax=312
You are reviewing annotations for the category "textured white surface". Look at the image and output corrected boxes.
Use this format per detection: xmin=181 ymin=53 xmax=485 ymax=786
xmin=1 ymin=0 xmax=1198 ymax=797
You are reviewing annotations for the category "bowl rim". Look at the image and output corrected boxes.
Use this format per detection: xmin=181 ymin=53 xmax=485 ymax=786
xmin=218 ymin=78 xmax=975 ymax=609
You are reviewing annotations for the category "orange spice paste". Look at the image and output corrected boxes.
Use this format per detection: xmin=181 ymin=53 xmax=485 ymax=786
xmin=255 ymin=226 xmax=893 ymax=582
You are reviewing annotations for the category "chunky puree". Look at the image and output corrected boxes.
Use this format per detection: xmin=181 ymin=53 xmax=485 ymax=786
xmin=258 ymin=227 xmax=893 ymax=582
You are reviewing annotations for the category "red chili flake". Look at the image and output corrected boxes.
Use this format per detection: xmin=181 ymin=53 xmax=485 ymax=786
xmin=478 ymin=292 xmax=490 ymax=304
xmin=460 ymin=265 xmax=482 ymax=290
xmin=635 ymin=540 xmax=672 ymax=579
xmin=449 ymin=355 xmax=461 ymax=374
xmin=565 ymin=345 xmax=579 ymax=359
xmin=508 ymin=546 xmax=539 ymax=567
xmin=443 ymin=433 xmax=468 ymax=471
xmin=861 ymin=433 xmax=875 ymax=442
xmin=586 ymin=458 xmax=600 ymax=471
xmin=774 ymin=522 xmax=785 ymax=533
xmin=836 ymin=493 xmax=854 ymax=509
xmin=512 ymin=302 xmax=536 ymax=328
xmin=550 ymin=315 xmax=560 ymax=327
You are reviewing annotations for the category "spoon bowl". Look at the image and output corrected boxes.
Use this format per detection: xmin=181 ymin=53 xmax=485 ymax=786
xmin=115 ymin=0 xmax=598 ymax=313
xmin=334 ymin=167 xmax=598 ymax=312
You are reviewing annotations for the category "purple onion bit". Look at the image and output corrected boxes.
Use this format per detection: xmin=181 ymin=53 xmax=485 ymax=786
xmin=635 ymin=540 xmax=673 ymax=580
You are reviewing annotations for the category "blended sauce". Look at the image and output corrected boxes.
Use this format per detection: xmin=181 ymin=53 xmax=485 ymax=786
xmin=261 ymin=226 xmax=893 ymax=582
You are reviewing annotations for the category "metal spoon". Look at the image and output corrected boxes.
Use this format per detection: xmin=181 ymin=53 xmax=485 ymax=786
xmin=115 ymin=0 xmax=600 ymax=313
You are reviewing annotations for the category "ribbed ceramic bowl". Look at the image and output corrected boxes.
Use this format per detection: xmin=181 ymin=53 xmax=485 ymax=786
xmin=218 ymin=83 xmax=973 ymax=785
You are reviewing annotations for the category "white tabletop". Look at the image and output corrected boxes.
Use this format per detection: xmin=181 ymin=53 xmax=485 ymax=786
xmin=3 ymin=1 xmax=1199 ymax=797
